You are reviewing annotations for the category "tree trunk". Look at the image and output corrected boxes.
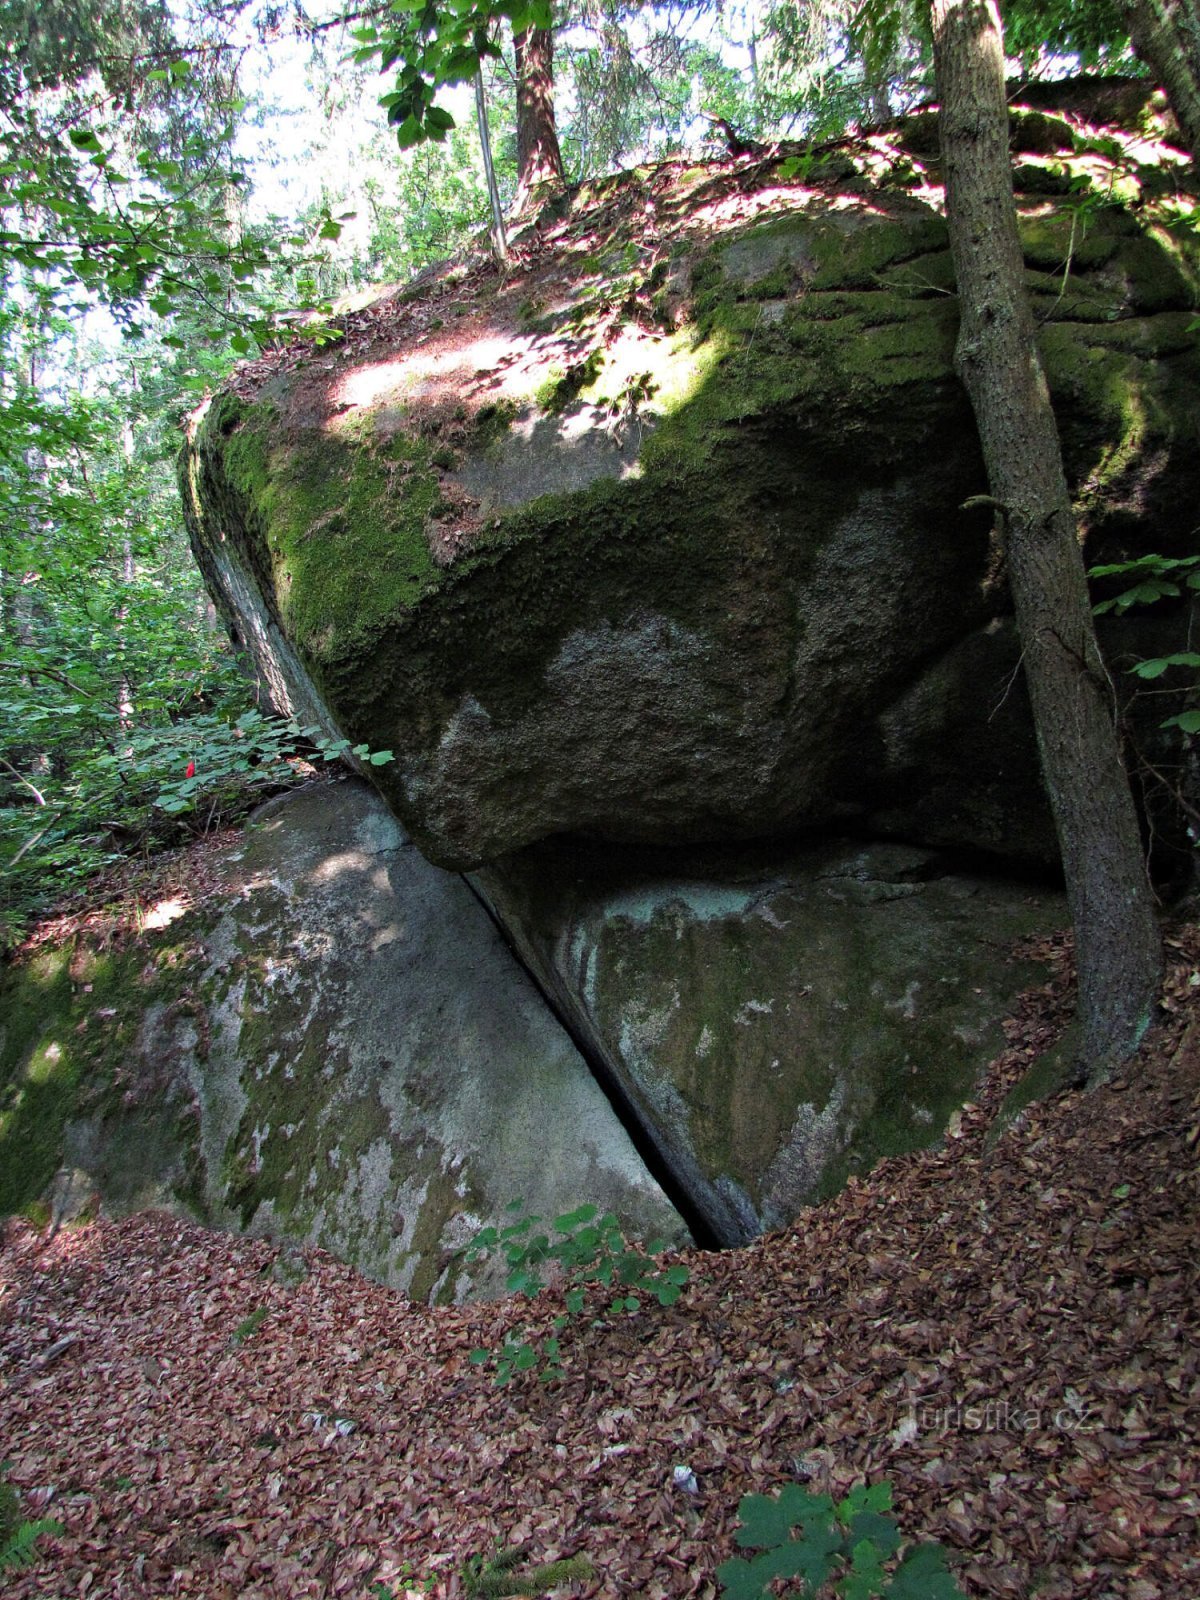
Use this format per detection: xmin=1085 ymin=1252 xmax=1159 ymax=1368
xmin=1122 ymin=0 xmax=1200 ymax=159
xmin=513 ymin=25 xmax=564 ymax=214
xmin=117 ymin=415 xmax=136 ymax=755
xmin=929 ymin=0 xmax=1161 ymax=1084
xmin=475 ymin=67 xmax=508 ymax=263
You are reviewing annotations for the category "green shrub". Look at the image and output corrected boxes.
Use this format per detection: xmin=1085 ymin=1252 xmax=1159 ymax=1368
xmin=466 ymin=1201 xmax=688 ymax=1383
xmin=0 ymin=1463 xmax=63 ymax=1572
xmin=716 ymin=1482 xmax=965 ymax=1600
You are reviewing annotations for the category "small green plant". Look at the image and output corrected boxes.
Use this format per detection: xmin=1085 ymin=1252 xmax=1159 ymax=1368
xmin=370 ymin=1557 xmax=431 ymax=1597
xmin=1089 ymin=552 xmax=1200 ymax=736
xmin=478 ymin=1330 xmax=565 ymax=1386
xmin=462 ymin=1547 xmax=595 ymax=1597
xmin=229 ymin=1305 xmax=268 ymax=1345
xmin=716 ymin=1482 xmax=965 ymax=1600
xmin=778 ymin=150 xmax=818 ymax=184
xmin=466 ymin=1202 xmax=688 ymax=1384
xmin=0 ymin=1463 xmax=63 ymax=1572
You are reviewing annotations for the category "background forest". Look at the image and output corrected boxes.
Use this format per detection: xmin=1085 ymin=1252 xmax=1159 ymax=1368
xmin=0 ymin=0 xmax=1176 ymax=949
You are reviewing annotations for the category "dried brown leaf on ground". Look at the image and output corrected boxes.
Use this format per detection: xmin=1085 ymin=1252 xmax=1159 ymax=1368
xmin=2 ymin=925 xmax=1197 ymax=1600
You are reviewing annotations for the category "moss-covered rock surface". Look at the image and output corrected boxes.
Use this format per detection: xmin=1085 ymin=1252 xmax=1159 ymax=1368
xmin=475 ymin=838 xmax=1063 ymax=1245
xmin=0 ymin=930 xmax=205 ymax=1222
xmin=0 ymin=781 xmax=686 ymax=1297
xmin=182 ymin=92 xmax=1200 ymax=869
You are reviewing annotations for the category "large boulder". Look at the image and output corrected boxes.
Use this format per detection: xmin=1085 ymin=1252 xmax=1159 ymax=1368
xmin=474 ymin=837 xmax=1063 ymax=1245
xmin=0 ymin=780 xmax=686 ymax=1297
xmin=180 ymin=101 xmax=1200 ymax=870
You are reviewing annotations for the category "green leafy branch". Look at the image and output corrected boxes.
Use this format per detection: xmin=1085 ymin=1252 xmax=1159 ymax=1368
xmin=352 ymin=0 xmax=554 ymax=150
xmin=1090 ymin=552 xmax=1200 ymax=617
xmin=1089 ymin=552 xmax=1200 ymax=736
xmin=466 ymin=1201 xmax=688 ymax=1383
xmin=716 ymin=1482 xmax=965 ymax=1600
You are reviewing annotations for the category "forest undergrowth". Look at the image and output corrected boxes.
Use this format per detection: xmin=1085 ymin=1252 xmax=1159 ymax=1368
xmin=0 ymin=849 xmax=1196 ymax=1600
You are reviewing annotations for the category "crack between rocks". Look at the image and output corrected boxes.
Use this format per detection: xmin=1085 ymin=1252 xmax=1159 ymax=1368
xmin=456 ymin=869 xmax=722 ymax=1250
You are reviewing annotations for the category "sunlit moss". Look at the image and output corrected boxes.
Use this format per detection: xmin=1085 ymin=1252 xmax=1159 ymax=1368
xmin=0 ymin=936 xmax=201 ymax=1216
xmin=197 ymin=394 xmax=441 ymax=668
xmin=24 ymin=1038 xmax=65 ymax=1086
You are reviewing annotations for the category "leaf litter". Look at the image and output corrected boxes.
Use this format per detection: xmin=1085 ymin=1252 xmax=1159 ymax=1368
xmin=1 ymin=924 xmax=1197 ymax=1600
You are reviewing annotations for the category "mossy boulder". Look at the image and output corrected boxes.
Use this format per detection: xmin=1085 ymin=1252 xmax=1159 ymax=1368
xmin=0 ymin=781 xmax=686 ymax=1297
xmin=181 ymin=101 xmax=1200 ymax=869
xmin=473 ymin=837 xmax=1063 ymax=1245
xmin=0 ymin=933 xmax=203 ymax=1221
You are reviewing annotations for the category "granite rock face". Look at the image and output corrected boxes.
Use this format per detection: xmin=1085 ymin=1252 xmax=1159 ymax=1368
xmin=188 ymin=781 xmax=688 ymax=1296
xmin=0 ymin=780 xmax=686 ymax=1299
xmin=180 ymin=103 xmax=1200 ymax=870
xmin=475 ymin=838 xmax=1062 ymax=1245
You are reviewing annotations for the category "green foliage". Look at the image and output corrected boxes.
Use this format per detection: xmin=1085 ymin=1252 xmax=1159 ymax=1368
xmin=229 ymin=1305 xmax=268 ymax=1345
xmin=0 ymin=0 xmax=351 ymax=360
xmin=466 ymin=1201 xmax=688 ymax=1383
xmin=462 ymin=1547 xmax=595 ymax=1597
xmin=0 ymin=687 xmax=393 ymax=948
xmin=763 ymin=0 xmax=931 ymax=136
xmin=1003 ymin=0 xmax=1134 ymax=70
xmin=0 ymin=1462 xmax=63 ymax=1572
xmin=716 ymin=1482 xmax=965 ymax=1600
xmin=0 ymin=4 xmax=370 ymax=946
xmin=1089 ymin=554 xmax=1200 ymax=736
xmin=353 ymin=0 xmax=553 ymax=150
xmin=763 ymin=0 xmax=1136 ymax=143
xmin=1090 ymin=553 xmax=1200 ymax=616
xmin=558 ymin=20 xmax=754 ymax=174
xmin=0 ymin=292 xmax=396 ymax=948
xmin=469 ymin=1329 xmax=565 ymax=1385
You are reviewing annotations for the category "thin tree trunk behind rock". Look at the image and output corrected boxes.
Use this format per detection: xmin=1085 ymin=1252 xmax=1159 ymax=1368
xmin=475 ymin=68 xmax=508 ymax=263
xmin=930 ymin=0 xmax=1161 ymax=1084
xmin=513 ymin=26 xmax=564 ymax=214
xmin=1123 ymin=0 xmax=1200 ymax=158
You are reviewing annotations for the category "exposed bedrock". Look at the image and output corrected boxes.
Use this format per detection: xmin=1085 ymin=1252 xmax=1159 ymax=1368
xmin=0 ymin=780 xmax=686 ymax=1298
xmin=473 ymin=837 xmax=1063 ymax=1246
xmin=180 ymin=100 xmax=1200 ymax=872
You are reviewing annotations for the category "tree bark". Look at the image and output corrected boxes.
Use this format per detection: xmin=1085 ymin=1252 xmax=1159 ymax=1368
xmin=475 ymin=67 xmax=508 ymax=263
xmin=117 ymin=414 xmax=136 ymax=755
xmin=513 ymin=25 xmax=564 ymax=214
xmin=930 ymin=0 xmax=1161 ymax=1084
xmin=1122 ymin=0 xmax=1200 ymax=159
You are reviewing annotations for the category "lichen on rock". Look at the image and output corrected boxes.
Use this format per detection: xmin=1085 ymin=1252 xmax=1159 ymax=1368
xmin=181 ymin=98 xmax=1200 ymax=871
xmin=0 ymin=782 xmax=686 ymax=1297
xmin=473 ymin=836 xmax=1064 ymax=1244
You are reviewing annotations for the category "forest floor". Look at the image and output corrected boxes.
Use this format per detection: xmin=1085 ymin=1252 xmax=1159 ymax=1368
xmin=1 ymin=905 xmax=1197 ymax=1600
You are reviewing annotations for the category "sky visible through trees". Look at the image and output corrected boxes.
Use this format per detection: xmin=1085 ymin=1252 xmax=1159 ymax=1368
xmin=0 ymin=0 xmax=1191 ymax=1043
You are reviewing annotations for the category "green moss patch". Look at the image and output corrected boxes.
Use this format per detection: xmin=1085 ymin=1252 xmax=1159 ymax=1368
xmin=0 ymin=937 xmax=204 ymax=1216
xmin=203 ymin=394 xmax=442 ymax=667
xmin=181 ymin=139 xmax=1200 ymax=872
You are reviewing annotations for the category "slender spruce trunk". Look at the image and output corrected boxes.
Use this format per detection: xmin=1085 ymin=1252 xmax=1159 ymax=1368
xmin=474 ymin=68 xmax=508 ymax=263
xmin=930 ymin=0 xmax=1162 ymax=1084
xmin=1122 ymin=0 xmax=1200 ymax=158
